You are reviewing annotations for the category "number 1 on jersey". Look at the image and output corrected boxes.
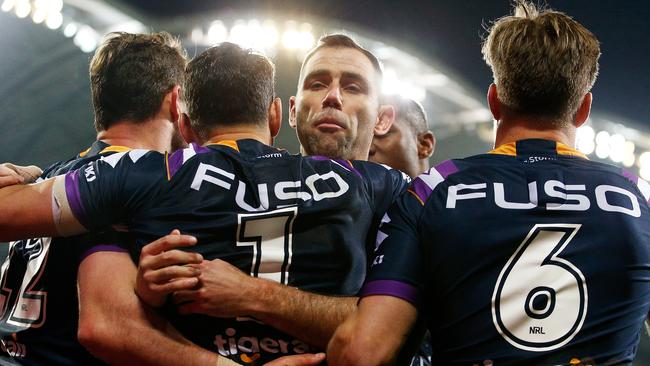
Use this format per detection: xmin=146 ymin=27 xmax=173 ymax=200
xmin=237 ymin=207 xmax=297 ymax=285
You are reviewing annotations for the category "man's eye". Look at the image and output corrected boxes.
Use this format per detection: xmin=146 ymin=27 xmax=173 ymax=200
xmin=309 ymin=81 xmax=326 ymax=90
xmin=345 ymin=84 xmax=361 ymax=93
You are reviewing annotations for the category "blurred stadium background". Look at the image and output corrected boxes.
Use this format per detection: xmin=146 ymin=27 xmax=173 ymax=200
xmin=1 ymin=0 xmax=648 ymax=360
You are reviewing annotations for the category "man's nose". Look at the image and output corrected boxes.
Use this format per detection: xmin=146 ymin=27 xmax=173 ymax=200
xmin=322 ymin=86 xmax=342 ymax=110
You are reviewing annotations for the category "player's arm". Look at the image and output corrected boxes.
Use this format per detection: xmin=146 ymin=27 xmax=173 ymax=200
xmin=326 ymin=295 xmax=418 ymax=366
xmin=136 ymin=234 xmax=355 ymax=350
xmin=175 ymin=265 xmax=357 ymax=349
xmin=0 ymin=175 xmax=85 ymax=241
xmin=77 ymin=249 xmax=220 ymax=366
xmin=79 ymin=246 xmax=325 ymax=366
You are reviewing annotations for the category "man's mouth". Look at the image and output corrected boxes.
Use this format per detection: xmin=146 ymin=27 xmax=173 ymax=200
xmin=315 ymin=116 xmax=346 ymax=132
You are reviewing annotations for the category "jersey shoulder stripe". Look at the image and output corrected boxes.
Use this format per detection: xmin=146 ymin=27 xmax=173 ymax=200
xmin=408 ymin=160 xmax=459 ymax=205
xmin=621 ymin=169 xmax=650 ymax=204
xmin=167 ymin=143 xmax=213 ymax=179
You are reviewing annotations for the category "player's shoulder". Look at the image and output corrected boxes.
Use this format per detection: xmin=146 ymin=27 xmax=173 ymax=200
xmin=407 ymin=159 xmax=463 ymax=205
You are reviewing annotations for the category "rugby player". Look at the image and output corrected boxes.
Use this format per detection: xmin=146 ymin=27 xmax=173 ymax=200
xmin=369 ymin=95 xmax=435 ymax=178
xmin=0 ymin=42 xmax=407 ymax=364
xmin=328 ymin=2 xmax=650 ymax=365
xmin=0 ymin=32 xmax=224 ymax=366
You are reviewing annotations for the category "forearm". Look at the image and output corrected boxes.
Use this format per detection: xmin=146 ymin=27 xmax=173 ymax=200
xmin=79 ymin=303 xmax=218 ymax=366
xmin=248 ymin=278 xmax=357 ymax=349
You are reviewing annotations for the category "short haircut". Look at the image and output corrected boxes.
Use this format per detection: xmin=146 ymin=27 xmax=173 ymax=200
xmin=481 ymin=1 xmax=600 ymax=126
xmin=382 ymin=94 xmax=429 ymax=134
xmin=300 ymin=34 xmax=383 ymax=88
xmin=182 ymin=43 xmax=276 ymax=139
xmin=90 ymin=32 xmax=187 ymax=132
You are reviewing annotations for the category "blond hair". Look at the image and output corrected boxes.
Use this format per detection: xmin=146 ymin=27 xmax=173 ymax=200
xmin=482 ymin=1 xmax=600 ymax=126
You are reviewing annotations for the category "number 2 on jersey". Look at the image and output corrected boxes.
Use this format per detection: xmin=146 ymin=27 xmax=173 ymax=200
xmin=491 ymin=224 xmax=587 ymax=352
xmin=236 ymin=207 xmax=297 ymax=285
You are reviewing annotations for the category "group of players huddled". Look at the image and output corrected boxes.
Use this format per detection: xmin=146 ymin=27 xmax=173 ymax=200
xmin=0 ymin=1 xmax=648 ymax=365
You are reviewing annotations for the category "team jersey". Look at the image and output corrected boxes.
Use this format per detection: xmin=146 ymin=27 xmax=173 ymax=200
xmin=61 ymin=139 xmax=408 ymax=364
xmin=0 ymin=141 xmax=128 ymax=366
xmin=362 ymin=139 xmax=650 ymax=365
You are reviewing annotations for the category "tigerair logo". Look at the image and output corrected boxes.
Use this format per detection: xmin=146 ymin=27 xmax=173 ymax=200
xmin=214 ymin=327 xmax=312 ymax=364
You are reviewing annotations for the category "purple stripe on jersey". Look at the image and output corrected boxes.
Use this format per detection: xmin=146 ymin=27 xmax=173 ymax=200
xmin=410 ymin=177 xmax=432 ymax=204
xmin=65 ymin=171 xmax=92 ymax=230
xmin=310 ymin=155 xmax=330 ymax=161
xmin=79 ymin=245 xmax=129 ymax=264
xmin=167 ymin=149 xmax=184 ymax=178
xmin=334 ymin=159 xmax=363 ymax=178
xmin=359 ymin=280 xmax=420 ymax=306
xmin=435 ymin=160 xmax=459 ymax=178
xmin=192 ymin=143 xmax=211 ymax=154
xmin=621 ymin=169 xmax=639 ymax=185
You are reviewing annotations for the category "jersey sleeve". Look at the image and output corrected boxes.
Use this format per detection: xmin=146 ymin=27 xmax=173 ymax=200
xmin=359 ymin=187 xmax=427 ymax=307
xmin=63 ymin=149 xmax=166 ymax=232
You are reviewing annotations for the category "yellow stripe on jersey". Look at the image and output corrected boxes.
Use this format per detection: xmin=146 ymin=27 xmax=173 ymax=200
xmin=407 ymin=188 xmax=425 ymax=206
xmin=488 ymin=142 xmax=517 ymax=156
xmin=489 ymin=141 xmax=588 ymax=159
xmin=207 ymin=140 xmax=240 ymax=152
xmin=164 ymin=151 xmax=171 ymax=181
xmin=78 ymin=147 xmax=92 ymax=158
xmin=556 ymin=142 xmax=588 ymax=159
xmin=100 ymin=145 xmax=132 ymax=154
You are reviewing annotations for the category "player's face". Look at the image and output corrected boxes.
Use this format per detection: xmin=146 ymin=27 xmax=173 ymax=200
xmin=369 ymin=117 xmax=420 ymax=178
xmin=292 ymin=47 xmax=380 ymax=160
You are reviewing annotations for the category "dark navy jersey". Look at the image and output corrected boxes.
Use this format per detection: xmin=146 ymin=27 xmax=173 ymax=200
xmin=62 ymin=139 xmax=408 ymax=364
xmin=0 ymin=141 xmax=128 ymax=366
xmin=361 ymin=139 xmax=650 ymax=365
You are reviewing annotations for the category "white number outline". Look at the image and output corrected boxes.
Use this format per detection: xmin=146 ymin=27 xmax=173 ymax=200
xmin=236 ymin=207 xmax=297 ymax=285
xmin=491 ymin=224 xmax=588 ymax=352
xmin=0 ymin=238 xmax=50 ymax=330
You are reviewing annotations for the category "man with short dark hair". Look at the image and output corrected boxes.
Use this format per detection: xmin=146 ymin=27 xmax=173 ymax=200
xmin=369 ymin=95 xmax=435 ymax=178
xmin=328 ymin=2 xmax=650 ymax=365
xmin=0 ymin=41 xmax=406 ymax=364
xmin=0 ymin=31 xmax=223 ymax=366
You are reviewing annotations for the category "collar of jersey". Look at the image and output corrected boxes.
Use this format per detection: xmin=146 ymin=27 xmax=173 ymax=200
xmin=206 ymin=139 xmax=240 ymax=152
xmin=488 ymin=139 xmax=588 ymax=159
xmin=79 ymin=141 xmax=131 ymax=157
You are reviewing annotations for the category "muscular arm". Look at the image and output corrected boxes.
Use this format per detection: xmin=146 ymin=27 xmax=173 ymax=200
xmin=326 ymin=295 xmax=418 ymax=366
xmin=173 ymin=258 xmax=357 ymax=349
xmin=0 ymin=176 xmax=85 ymax=241
xmin=78 ymin=250 xmax=326 ymax=366
xmin=77 ymin=250 xmax=219 ymax=365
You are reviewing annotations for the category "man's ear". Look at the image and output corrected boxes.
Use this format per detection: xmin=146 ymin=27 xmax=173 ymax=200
xmin=289 ymin=96 xmax=297 ymax=129
xmin=487 ymin=83 xmax=501 ymax=121
xmin=169 ymin=85 xmax=181 ymax=123
xmin=417 ymin=131 xmax=435 ymax=159
xmin=178 ymin=112 xmax=201 ymax=145
xmin=374 ymin=104 xmax=395 ymax=136
xmin=574 ymin=92 xmax=592 ymax=128
xmin=268 ymin=97 xmax=282 ymax=139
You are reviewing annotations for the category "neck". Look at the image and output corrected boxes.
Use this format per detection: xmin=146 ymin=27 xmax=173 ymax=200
xmin=97 ymin=118 xmax=172 ymax=153
xmin=494 ymin=117 xmax=575 ymax=148
xmin=201 ymin=125 xmax=272 ymax=146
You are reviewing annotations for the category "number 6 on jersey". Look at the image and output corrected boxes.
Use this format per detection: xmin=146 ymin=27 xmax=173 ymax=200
xmin=492 ymin=224 xmax=587 ymax=352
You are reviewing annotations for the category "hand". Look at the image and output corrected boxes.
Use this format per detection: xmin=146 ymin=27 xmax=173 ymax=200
xmin=173 ymin=258 xmax=259 ymax=318
xmin=264 ymin=353 xmax=325 ymax=366
xmin=0 ymin=163 xmax=42 ymax=187
xmin=136 ymin=229 xmax=203 ymax=308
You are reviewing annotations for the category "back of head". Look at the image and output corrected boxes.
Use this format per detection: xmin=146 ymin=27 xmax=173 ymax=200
xmin=382 ymin=94 xmax=429 ymax=134
xmin=300 ymin=34 xmax=384 ymax=91
xmin=482 ymin=1 xmax=600 ymax=126
xmin=183 ymin=43 xmax=276 ymax=140
xmin=90 ymin=32 xmax=187 ymax=132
